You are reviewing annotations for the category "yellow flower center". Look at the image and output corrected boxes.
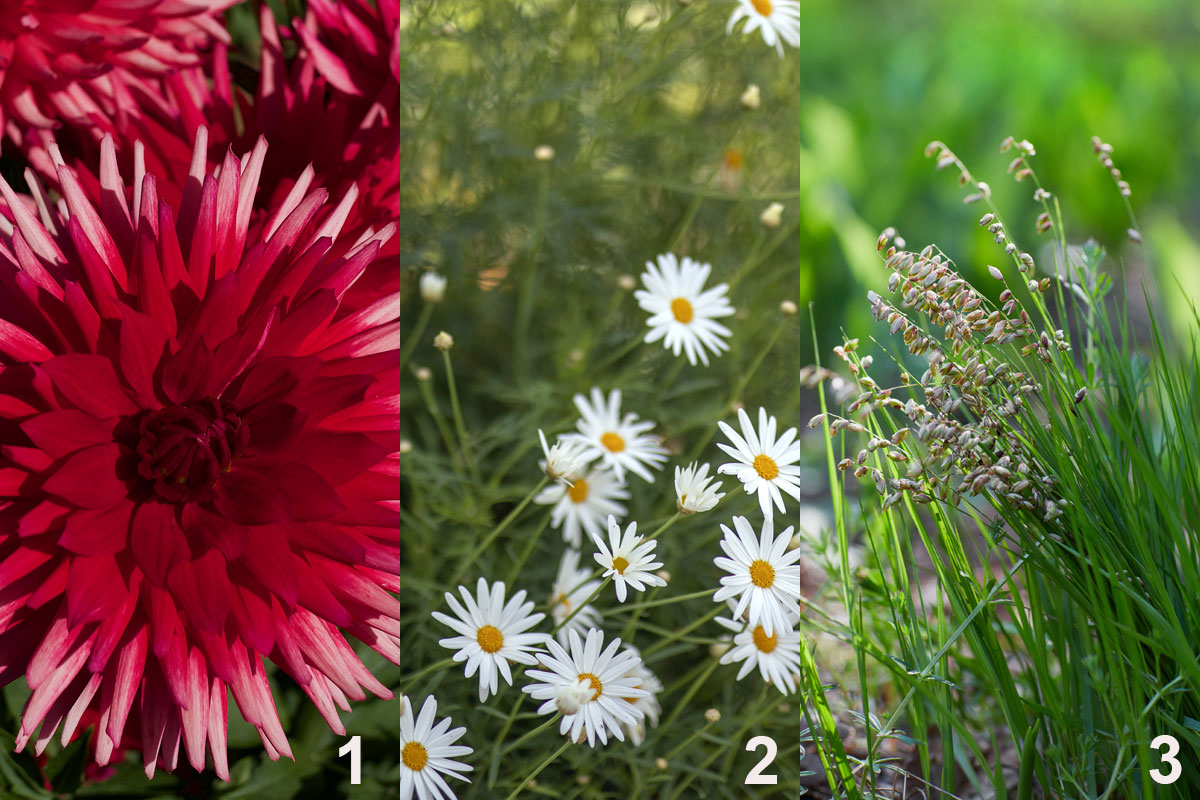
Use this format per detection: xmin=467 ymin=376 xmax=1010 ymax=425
xmin=751 ymin=0 xmax=772 ymax=15
xmin=554 ymin=592 xmax=571 ymax=610
xmin=670 ymin=297 xmax=694 ymax=323
xmin=600 ymin=432 xmax=625 ymax=452
xmin=749 ymin=559 xmax=775 ymax=588
xmin=612 ymin=556 xmax=629 ymax=574
xmin=477 ymin=624 xmax=504 ymax=653
xmin=567 ymin=478 xmax=589 ymax=503
xmin=577 ymin=672 xmax=603 ymax=701
xmin=752 ymin=454 xmax=779 ymax=480
xmin=402 ymin=741 xmax=428 ymax=771
xmin=723 ymin=147 xmax=744 ymax=170
xmin=751 ymin=626 xmax=778 ymax=653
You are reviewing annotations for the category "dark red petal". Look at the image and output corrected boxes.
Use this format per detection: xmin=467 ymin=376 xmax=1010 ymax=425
xmin=59 ymin=501 xmax=133 ymax=556
xmin=66 ymin=556 xmax=124 ymax=626
xmin=288 ymin=431 xmax=386 ymax=485
xmin=167 ymin=550 xmax=231 ymax=633
xmin=214 ymin=459 xmax=344 ymax=524
xmin=180 ymin=504 xmax=246 ymax=562
xmin=20 ymin=409 xmax=115 ymax=460
xmin=130 ymin=502 xmax=188 ymax=587
xmin=42 ymin=443 xmax=125 ymax=508
xmin=235 ymin=523 xmax=297 ymax=605
xmin=39 ymin=354 xmax=138 ymax=417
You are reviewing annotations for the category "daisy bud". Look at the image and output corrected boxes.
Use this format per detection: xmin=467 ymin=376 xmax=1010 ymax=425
xmin=656 ymin=570 xmax=671 ymax=583
xmin=420 ymin=271 xmax=447 ymax=302
xmin=433 ymin=331 xmax=454 ymax=351
xmin=534 ymin=145 xmax=555 ymax=161
xmin=655 ymin=758 xmax=669 ymax=771
xmin=576 ymin=775 xmax=591 ymax=785
xmin=555 ymin=678 xmax=594 ymax=715
xmin=710 ymin=641 xmax=732 ymax=659
xmin=399 ymin=440 xmax=413 ymax=454
xmin=704 ymin=708 xmax=721 ymax=724
xmin=740 ymin=83 xmax=761 ymax=110
xmin=618 ymin=274 xmax=637 ymax=290
xmin=415 ymin=367 xmax=433 ymax=381
xmin=760 ymin=202 xmax=784 ymax=229
xmin=780 ymin=300 xmax=798 ymax=315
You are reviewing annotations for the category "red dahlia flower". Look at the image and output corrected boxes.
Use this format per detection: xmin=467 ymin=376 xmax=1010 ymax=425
xmin=21 ymin=0 xmax=401 ymax=243
xmin=0 ymin=129 xmax=400 ymax=779
xmin=0 ymin=0 xmax=234 ymax=146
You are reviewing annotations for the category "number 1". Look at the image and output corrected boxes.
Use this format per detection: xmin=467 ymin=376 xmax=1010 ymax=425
xmin=339 ymin=735 xmax=362 ymax=785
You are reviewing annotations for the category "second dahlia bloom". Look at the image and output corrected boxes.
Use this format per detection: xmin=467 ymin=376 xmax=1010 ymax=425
xmin=0 ymin=0 xmax=234 ymax=144
xmin=0 ymin=129 xmax=399 ymax=779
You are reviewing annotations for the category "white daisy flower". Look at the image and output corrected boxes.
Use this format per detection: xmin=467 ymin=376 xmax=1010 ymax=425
xmin=716 ymin=407 xmax=802 ymax=523
xmin=726 ymin=0 xmax=801 ymax=58
xmin=538 ymin=429 xmax=594 ymax=484
xmin=549 ymin=548 xmax=602 ymax=644
xmin=535 ymin=465 xmax=629 ymax=548
xmin=400 ymin=695 xmax=473 ymax=800
xmin=431 ymin=578 xmax=550 ymax=702
xmin=592 ymin=516 xmax=666 ymax=603
xmin=565 ymin=387 xmax=668 ymax=483
xmin=634 ymin=253 xmax=735 ymax=367
xmin=712 ymin=515 xmax=804 ymax=636
xmin=715 ymin=611 xmax=805 ymax=695
xmin=522 ymin=628 xmax=647 ymax=747
xmin=619 ymin=644 xmax=663 ymax=746
xmin=674 ymin=461 xmax=725 ymax=514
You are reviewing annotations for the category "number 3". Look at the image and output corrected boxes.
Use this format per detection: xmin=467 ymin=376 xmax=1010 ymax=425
xmin=745 ymin=735 xmax=778 ymax=785
xmin=1150 ymin=734 xmax=1181 ymax=785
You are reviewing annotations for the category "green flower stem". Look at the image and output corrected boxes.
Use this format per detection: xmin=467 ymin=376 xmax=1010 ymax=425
xmin=609 ymin=588 xmax=715 ymax=614
xmin=505 ymin=513 xmax=552 ymax=587
xmin=415 ymin=369 xmax=467 ymax=479
xmin=449 ymin=476 xmax=549 ymax=586
xmin=643 ymin=511 xmax=682 ymax=542
xmin=398 ymin=657 xmax=456 ymax=692
xmin=684 ymin=317 xmax=787 ymax=464
xmin=656 ymin=657 xmax=719 ymax=733
xmin=643 ymin=605 xmax=722 ymax=658
xmin=486 ymin=694 xmax=529 ymax=788
xmin=552 ymin=577 xmax=611 ymax=635
xmin=399 ymin=302 xmax=434 ymax=368
xmin=441 ymin=348 xmax=478 ymax=483
xmin=514 ymin=163 xmax=551 ymax=382
xmin=502 ymin=741 xmax=570 ymax=800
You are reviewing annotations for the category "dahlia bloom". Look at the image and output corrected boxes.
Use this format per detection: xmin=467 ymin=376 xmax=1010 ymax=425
xmin=0 ymin=129 xmax=399 ymax=779
xmin=27 ymin=0 xmax=401 ymax=242
xmin=0 ymin=0 xmax=234 ymax=146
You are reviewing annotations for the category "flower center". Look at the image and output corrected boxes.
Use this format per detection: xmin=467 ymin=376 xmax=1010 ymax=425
xmin=401 ymin=741 xmax=428 ymax=771
xmin=751 ymin=626 xmax=778 ymax=653
xmin=751 ymin=0 xmax=772 ymax=15
xmin=749 ymin=559 xmax=775 ymax=588
xmin=576 ymin=672 xmax=603 ymax=701
xmin=612 ymin=556 xmax=629 ymax=574
xmin=670 ymin=297 xmax=694 ymax=323
xmin=135 ymin=398 xmax=249 ymax=503
xmin=567 ymin=478 xmax=589 ymax=503
xmin=477 ymin=625 xmax=504 ymax=653
xmin=600 ymin=432 xmax=625 ymax=452
xmin=752 ymin=454 xmax=779 ymax=480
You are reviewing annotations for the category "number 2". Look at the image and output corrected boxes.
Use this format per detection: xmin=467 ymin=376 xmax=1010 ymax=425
xmin=1150 ymin=734 xmax=1181 ymax=785
xmin=745 ymin=735 xmax=778 ymax=785
xmin=339 ymin=735 xmax=362 ymax=785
